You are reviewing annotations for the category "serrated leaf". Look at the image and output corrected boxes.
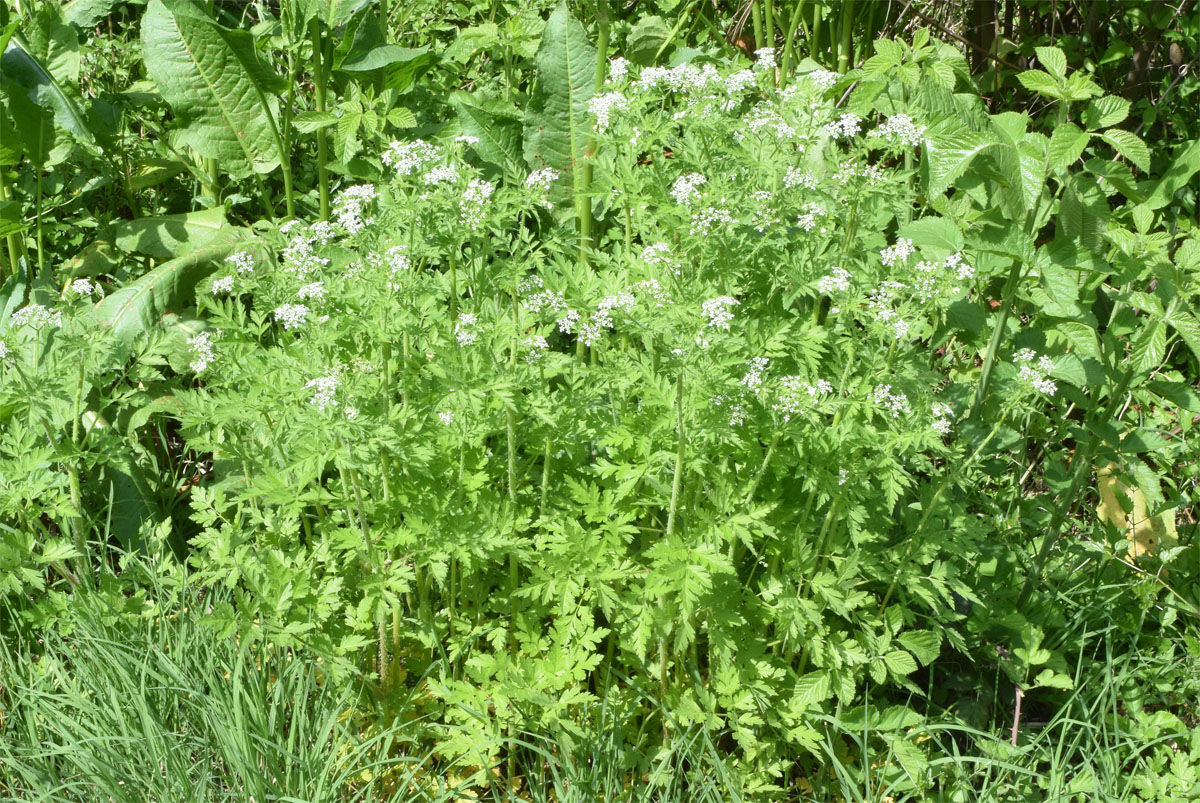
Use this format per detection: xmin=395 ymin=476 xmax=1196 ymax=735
xmin=38 ymin=539 xmax=81 ymax=564
xmin=897 ymin=630 xmax=942 ymax=666
xmin=1035 ymin=46 xmax=1067 ymax=79
xmin=922 ymin=125 xmax=998 ymax=197
xmin=292 ymin=110 xmax=338 ymax=133
xmin=1167 ymin=311 xmax=1200 ymax=364
xmin=792 ymin=671 xmax=831 ymax=707
xmin=627 ymin=15 xmax=673 ymax=66
xmin=1084 ymin=95 xmax=1130 ymax=130
xmin=1143 ymin=139 xmax=1200 ymax=210
xmin=64 ymin=0 xmax=122 ymax=29
xmin=883 ymin=650 xmax=918 ymax=676
xmin=1047 ymin=123 xmax=1089 ymax=169
xmin=1100 ymin=129 xmax=1150 ymax=172
xmin=387 ymin=107 xmax=416 ymax=129
xmin=142 ymin=0 xmax=282 ymax=178
xmin=522 ymin=3 xmax=596 ymax=190
xmin=1015 ymin=69 xmax=1062 ymax=99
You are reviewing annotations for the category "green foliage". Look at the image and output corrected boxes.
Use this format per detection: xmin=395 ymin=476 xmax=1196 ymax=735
xmin=0 ymin=2 xmax=1198 ymax=800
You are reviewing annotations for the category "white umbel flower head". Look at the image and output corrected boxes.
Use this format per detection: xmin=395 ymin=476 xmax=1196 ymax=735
xmin=701 ymin=296 xmax=739 ymax=330
xmin=188 ymin=331 xmax=215 ymax=374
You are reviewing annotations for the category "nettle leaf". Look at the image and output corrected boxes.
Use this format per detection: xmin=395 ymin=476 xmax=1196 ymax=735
xmin=922 ymin=123 xmax=998 ymax=197
xmin=898 ymin=630 xmax=942 ymax=666
xmin=142 ymin=0 xmax=283 ymax=178
xmin=1166 ymin=311 xmax=1200 ymax=364
xmin=522 ymin=2 xmax=596 ymax=188
xmin=1047 ymin=123 xmax=1090 ymax=170
xmin=1015 ymin=69 xmax=1062 ymax=99
xmin=1100 ymin=129 xmax=1150 ymax=173
xmin=292 ymin=110 xmax=338 ymax=133
xmin=883 ymin=650 xmax=918 ymax=676
xmin=1084 ymin=95 xmax=1130 ymax=131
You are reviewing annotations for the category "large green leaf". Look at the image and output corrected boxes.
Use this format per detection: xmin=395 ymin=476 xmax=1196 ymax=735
xmin=522 ymin=3 xmax=596 ymax=188
xmin=454 ymin=96 xmax=523 ymax=170
xmin=141 ymin=0 xmax=282 ymax=178
xmin=296 ymin=0 xmax=373 ymax=30
xmin=110 ymin=207 xmax=230 ymax=259
xmin=921 ymin=122 xmax=998 ymax=198
xmin=93 ymin=235 xmax=256 ymax=352
xmin=1142 ymin=139 xmax=1200 ymax=210
xmin=1100 ymin=129 xmax=1150 ymax=173
xmin=0 ymin=25 xmax=95 ymax=149
xmin=1047 ymin=123 xmax=1090 ymax=170
xmin=64 ymin=0 xmax=125 ymax=29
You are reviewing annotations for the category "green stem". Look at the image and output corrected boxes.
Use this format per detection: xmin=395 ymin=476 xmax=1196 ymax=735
xmin=0 ymin=169 xmax=21 ymax=281
xmin=764 ymin=0 xmax=776 ymax=55
xmin=311 ymin=20 xmax=331 ymax=221
xmin=781 ymin=0 xmax=808 ymax=80
xmin=836 ymin=0 xmax=854 ymax=73
xmin=577 ymin=0 xmax=610 ymax=263
xmin=751 ymin=0 xmax=765 ymax=53
xmin=968 ymin=259 xmax=1023 ymax=419
xmin=666 ymin=371 xmax=686 ymax=538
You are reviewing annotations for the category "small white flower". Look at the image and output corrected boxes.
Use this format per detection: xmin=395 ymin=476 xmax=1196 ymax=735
xmin=305 ymin=372 xmax=340 ymax=412
xmin=0 ymin=340 xmax=8 ymax=361
xmin=297 ymin=281 xmax=326 ymax=302
xmin=460 ymin=178 xmax=495 ymax=230
xmin=344 ymin=405 xmax=359 ymax=420
xmin=689 ymin=206 xmax=736 ymax=236
xmin=741 ymin=357 xmax=770 ymax=393
xmin=522 ymin=335 xmax=549 ymax=364
xmin=880 ymin=238 xmax=915 ymax=267
xmin=871 ymin=384 xmax=912 ymax=418
xmin=931 ymin=402 xmax=954 ymax=435
xmin=806 ymin=69 xmax=841 ymax=92
xmin=670 ymin=173 xmax=708 ymax=206
xmin=226 ymin=251 xmax=256 ymax=274
xmin=1015 ymin=349 xmax=1057 ymax=395
xmin=588 ymin=91 xmax=630 ymax=133
xmin=874 ymin=114 xmax=926 ymax=148
xmin=525 ymin=168 xmax=560 ymax=199
xmin=556 ymin=309 xmax=580 ymax=334
xmin=332 ymin=184 xmax=378 ymax=235
xmin=701 ymin=296 xmax=739 ymax=330
xmin=273 ymin=303 xmax=310 ymax=330
xmin=437 ymin=410 xmax=455 ymax=425
xmin=70 ymin=278 xmax=94 ymax=296
xmin=783 ymin=167 xmax=817 ymax=190
xmin=455 ymin=312 xmax=478 ymax=347
xmin=824 ymin=113 xmax=861 ymax=139
xmin=422 ymin=164 xmax=460 ymax=186
xmin=754 ymin=47 xmax=776 ymax=71
xmin=817 ymin=266 xmax=852 ymax=295
xmin=454 ymin=134 xmax=480 ymax=145
xmin=11 ymin=304 xmax=62 ymax=330
xmin=838 ymin=468 xmax=849 ymax=485
xmin=187 ymin=331 xmax=215 ymax=374
xmin=211 ymin=275 xmax=234 ymax=295
xmin=608 ymin=56 xmax=631 ymax=81
xmin=796 ymin=202 xmax=827 ymax=232
xmin=382 ymin=139 xmax=441 ymax=176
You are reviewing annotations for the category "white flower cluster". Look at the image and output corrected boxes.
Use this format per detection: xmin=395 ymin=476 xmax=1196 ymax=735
xmin=641 ymin=242 xmax=678 ymax=274
xmin=874 ymin=114 xmax=926 ymax=147
xmin=282 ymin=230 xmax=331 ymax=280
xmin=381 ymin=139 xmax=441 ymax=176
xmin=525 ymin=167 xmax=559 ymax=196
xmin=806 ymin=69 xmax=841 ymax=92
xmin=0 ymin=340 xmax=8 ymax=362
xmin=11 ymin=304 xmax=62 ymax=330
xmin=225 ymin=251 xmax=255 ymax=275
xmin=633 ymin=62 xmax=723 ymax=95
xmin=690 ymin=206 xmax=736 ymax=236
xmin=211 ymin=275 xmax=234 ymax=295
xmin=783 ymin=166 xmax=818 ymax=190
xmin=833 ymin=161 xmax=888 ymax=185
xmin=628 ymin=278 xmax=671 ymax=307
xmin=880 ymin=237 xmax=915 ymax=267
xmin=931 ymin=402 xmax=954 ymax=435
xmin=670 ymin=173 xmax=707 ymax=205
xmin=297 ymin=281 xmax=326 ymax=302
xmin=333 ymin=184 xmax=378 ymax=235
xmin=522 ymin=276 xmax=568 ymax=315
xmin=274 ymin=303 xmax=309 ymax=330
xmin=70 ymin=278 xmax=94 ymax=296
xmin=1015 ymin=349 xmax=1057 ymax=396
xmin=455 ymin=312 xmax=478 ymax=347
xmin=723 ymin=69 xmax=756 ymax=93
xmin=774 ymin=376 xmax=833 ymax=422
xmin=188 ymin=331 xmax=215 ymax=374
xmin=817 ymin=266 xmax=852 ymax=295
xmin=754 ymin=47 xmax=776 ymax=71
xmin=871 ymin=384 xmax=912 ymax=418
xmin=744 ymin=107 xmax=795 ymax=140
xmin=608 ymin=56 xmax=631 ymax=81
xmin=824 ymin=113 xmax=861 ymax=139
xmin=385 ymin=246 xmax=411 ymax=291
xmin=750 ymin=190 xmax=779 ymax=232
xmin=305 ymin=372 xmax=340 ymax=412
xmin=455 ymin=134 xmax=480 ymax=146
xmin=868 ymin=280 xmax=911 ymax=340
xmin=461 ymin=178 xmax=495 ymax=230
xmin=710 ymin=393 xmax=748 ymax=427
xmin=702 ymin=296 xmax=739 ymax=330
xmin=588 ymin=91 xmax=630 ymax=133
xmin=796 ymin=202 xmax=827 ymax=233
xmin=522 ymin=335 xmax=549 ymax=364
xmin=741 ymin=357 xmax=770 ymax=394
xmin=422 ymin=164 xmax=460 ymax=187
